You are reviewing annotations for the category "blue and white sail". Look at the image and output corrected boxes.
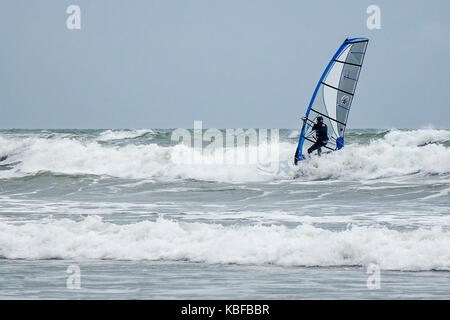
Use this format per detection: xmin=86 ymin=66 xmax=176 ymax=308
xmin=294 ymin=38 xmax=369 ymax=164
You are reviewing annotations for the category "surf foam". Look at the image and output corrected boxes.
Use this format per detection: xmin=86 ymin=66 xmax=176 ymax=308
xmin=0 ymin=216 xmax=449 ymax=271
xmin=0 ymin=129 xmax=449 ymax=182
xmin=96 ymin=129 xmax=155 ymax=141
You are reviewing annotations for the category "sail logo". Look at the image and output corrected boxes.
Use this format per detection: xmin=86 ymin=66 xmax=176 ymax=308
xmin=366 ymin=5 xmax=381 ymax=30
xmin=341 ymin=95 xmax=349 ymax=105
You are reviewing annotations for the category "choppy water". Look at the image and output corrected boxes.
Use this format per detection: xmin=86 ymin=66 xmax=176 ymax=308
xmin=0 ymin=128 xmax=449 ymax=299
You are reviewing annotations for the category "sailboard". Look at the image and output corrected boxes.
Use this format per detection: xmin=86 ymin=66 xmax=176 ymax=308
xmin=294 ymin=38 xmax=369 ymax=165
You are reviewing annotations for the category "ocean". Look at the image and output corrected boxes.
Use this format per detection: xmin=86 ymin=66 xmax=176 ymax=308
xmin=0 ymin=128 xmax=449 ymax=299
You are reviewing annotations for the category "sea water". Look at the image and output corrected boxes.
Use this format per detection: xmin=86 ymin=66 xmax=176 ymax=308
xmin=0 ymin=128 xmax=449 ymax=299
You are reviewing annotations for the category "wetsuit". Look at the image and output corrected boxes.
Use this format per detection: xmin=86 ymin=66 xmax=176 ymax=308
xmin=307 ymin=122 xmax=328 ymax=155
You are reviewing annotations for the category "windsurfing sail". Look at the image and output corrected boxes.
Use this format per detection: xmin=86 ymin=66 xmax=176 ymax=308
xmin=294 ymin=38 xmax=369 ymax=164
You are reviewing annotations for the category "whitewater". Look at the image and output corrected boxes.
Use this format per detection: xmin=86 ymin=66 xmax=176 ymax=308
xmin=0 ymin=128 xmax=449 ymax=299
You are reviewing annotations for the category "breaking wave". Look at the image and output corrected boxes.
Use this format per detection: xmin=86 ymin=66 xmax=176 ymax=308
xmin=0 ymin=216 xmax=449 ymax=271
xmin=96 ymin=129 xmax=155 ymax=141
xmin=0 ymin=129 xmax=449 ymax=182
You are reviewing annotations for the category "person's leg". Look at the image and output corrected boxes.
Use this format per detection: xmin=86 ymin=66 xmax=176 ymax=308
xmin=308 ymin=140 xmax=328 ymax=155
xmin=317 ymin=140 xmax=328 ymax=156
xmin=308 ymin=142 xmax=320 ymax=154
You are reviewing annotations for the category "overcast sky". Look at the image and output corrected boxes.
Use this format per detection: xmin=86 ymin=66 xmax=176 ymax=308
xmin=1 ymin=0 xmax=449 ymax=129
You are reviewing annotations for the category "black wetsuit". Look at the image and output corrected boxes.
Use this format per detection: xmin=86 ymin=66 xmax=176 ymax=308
xmin=307 ymin=122 xmax=328 ymax=155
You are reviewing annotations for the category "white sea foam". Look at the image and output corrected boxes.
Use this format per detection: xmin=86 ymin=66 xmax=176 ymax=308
xmin=383 ymin=129 xmax=450 ymax=147
xmin=288 ymin=130 xmax=300 ymax=138
xmin=295 ymin=129 xmax=450 ymax=180
xmin=0 ymin=129 xmax=449 ymax=182
xmin=0 ymin=216 xmax=449 ymax=271
xmin=96 ymin=129 xmax=155 ymax=141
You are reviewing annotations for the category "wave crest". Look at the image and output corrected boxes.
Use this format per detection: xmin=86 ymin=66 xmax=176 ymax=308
xmin=0 ymin=216 xmax=449 ymax=271
xmin=1 ymin=129 xmax=449 ymax=182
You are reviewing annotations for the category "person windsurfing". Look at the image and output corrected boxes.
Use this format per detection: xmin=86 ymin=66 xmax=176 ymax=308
xmin=307 ymin=116 xmax=328 ymax=156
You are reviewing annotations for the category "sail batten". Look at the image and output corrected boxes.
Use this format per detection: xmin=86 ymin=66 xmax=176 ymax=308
xmin=294 ymin=38 xmax=369 ymax=164
xmin=321 ymin=82 xmax=354 ymax=96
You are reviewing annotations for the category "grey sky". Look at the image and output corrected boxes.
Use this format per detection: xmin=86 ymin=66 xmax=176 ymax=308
xmin=1 ymin=0 xmax=449 ymax=129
